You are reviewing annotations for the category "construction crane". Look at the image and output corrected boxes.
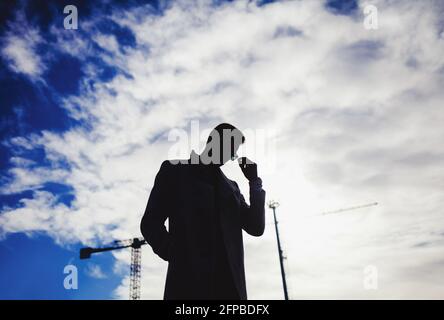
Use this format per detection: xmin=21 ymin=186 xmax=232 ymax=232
xmin=80 ymin=237 xmax=147 ymax=300
xmin=267 ymin=201 xmax=378 ymax=300
xmin=318 ymin=202 xmax=378 ymax=216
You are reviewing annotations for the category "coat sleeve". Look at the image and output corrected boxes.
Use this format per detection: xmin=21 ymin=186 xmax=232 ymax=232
xmin=140 ymin=160 xmax=173 ymax=261
xmin=235 ymin=178 xmax=266 ymax=236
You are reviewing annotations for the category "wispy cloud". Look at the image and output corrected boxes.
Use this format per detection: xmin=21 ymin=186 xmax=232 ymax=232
xmin=1 ymin=13 xmax=46 ymax=78
xmin=1 ymin=0 xmax=444 ymax=299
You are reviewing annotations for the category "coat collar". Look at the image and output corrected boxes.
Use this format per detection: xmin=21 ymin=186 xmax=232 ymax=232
xmin=188 ymin=150 xmax=237 ymax=200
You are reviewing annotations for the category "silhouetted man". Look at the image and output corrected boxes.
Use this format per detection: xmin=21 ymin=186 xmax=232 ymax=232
xmin=140 ymin=123 xmax=265 ymax=300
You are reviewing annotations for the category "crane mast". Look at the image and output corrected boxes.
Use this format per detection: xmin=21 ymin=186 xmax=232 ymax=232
xmin=80 ymin=237 xmax=146 ymax=300
xmin=129 ymin=238 xmax=143 ymax=300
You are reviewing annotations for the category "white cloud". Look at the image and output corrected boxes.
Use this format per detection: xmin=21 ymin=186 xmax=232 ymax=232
xmin=1 ymin=14 xmax=45 ymax=78
xmin=85 ymin=263 xmax=107 ymax=279
xmin=1 ymin=0 xmax=444 ymax=299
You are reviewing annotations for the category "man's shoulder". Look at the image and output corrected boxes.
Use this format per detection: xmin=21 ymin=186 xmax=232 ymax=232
xmin=159 ymin=159 xmax=190 ymax=172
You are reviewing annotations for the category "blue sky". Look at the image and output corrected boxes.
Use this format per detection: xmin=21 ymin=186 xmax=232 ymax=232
xmin=0 ymin=233 xmax=121 ymax=299
xmin=0 ymin=0 xmax=163 ymax=300
xmin=1 ymin=0 xmax=444 ymax=300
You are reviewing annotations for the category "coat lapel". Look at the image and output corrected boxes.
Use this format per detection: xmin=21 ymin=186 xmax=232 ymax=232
xmin=187 ymin=151 xmax=239 ymax=211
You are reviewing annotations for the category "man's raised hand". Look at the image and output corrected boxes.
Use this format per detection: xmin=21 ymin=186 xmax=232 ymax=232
xmin=238 ymin=157 xmax=258 ymax=181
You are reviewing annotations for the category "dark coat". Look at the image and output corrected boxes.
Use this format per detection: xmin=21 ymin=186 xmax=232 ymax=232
xmin=140 ymin=158 xmax=266 ymax=300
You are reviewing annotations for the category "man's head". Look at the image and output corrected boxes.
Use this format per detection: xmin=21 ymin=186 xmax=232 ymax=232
xmin=201 ymin=123 xmax=245 ymax=166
